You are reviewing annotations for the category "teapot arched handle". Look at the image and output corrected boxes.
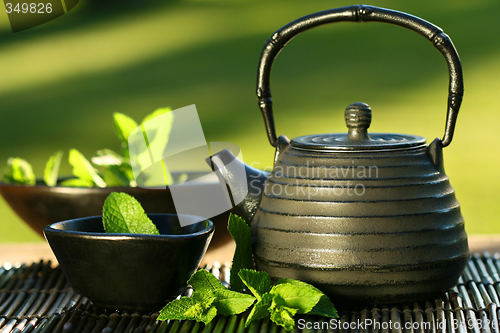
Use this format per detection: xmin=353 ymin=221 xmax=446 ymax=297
xmin=257 ymin=5 xmax=463 ymax=148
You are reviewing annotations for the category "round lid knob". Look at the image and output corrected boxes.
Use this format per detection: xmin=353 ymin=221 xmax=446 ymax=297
xmin=289 ymin=102 xmax=427 ymax=151
xmin=345 ymin=102 xmax=372 ymax=142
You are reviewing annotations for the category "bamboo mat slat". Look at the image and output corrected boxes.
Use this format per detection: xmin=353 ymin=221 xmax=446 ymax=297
xmin=0 ymin=254 xmax=499 ymax=332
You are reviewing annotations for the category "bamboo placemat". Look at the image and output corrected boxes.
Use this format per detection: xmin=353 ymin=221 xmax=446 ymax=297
xmin=0 ymin=253 xmax=499 ymax=333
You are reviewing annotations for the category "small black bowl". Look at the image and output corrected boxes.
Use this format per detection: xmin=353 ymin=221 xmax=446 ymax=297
xmin=44 ymin=214 xmax=214 ymax=312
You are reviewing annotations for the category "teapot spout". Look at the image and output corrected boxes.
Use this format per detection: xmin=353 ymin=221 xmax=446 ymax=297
xmin=207 ymin=149 xmax=269 ymax=224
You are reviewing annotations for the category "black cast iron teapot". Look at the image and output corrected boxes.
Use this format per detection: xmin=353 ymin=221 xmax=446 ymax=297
xmin=209 ymin=5 xmax=469 ymax=303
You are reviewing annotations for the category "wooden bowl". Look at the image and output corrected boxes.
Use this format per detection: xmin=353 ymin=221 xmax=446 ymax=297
xmin=0 ymin=173 xmax=231 ymax=251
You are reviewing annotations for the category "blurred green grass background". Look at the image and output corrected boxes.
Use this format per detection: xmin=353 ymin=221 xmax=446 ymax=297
xmin=0 ymin=0 xmax=498 ymax=242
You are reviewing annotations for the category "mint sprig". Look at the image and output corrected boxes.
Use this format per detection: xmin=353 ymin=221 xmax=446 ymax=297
xmin=59 ymin=178 xmax=94 ymax=187
xmin=44 ymin=150 xmax=63 ymax=187
xmin=158 ymin=214 xmax=338 ymax=331
xmin=3 ymin=157 xmax=36 ymax=185
xmin=227 ymin=214 xmax=254 ymax=292
xmin=113 ymin=112 xmax=138 ymax=145
xmin=158 ymin=269 xmax=255 ymax=324
xmin=274 ymin=278 xmax=338 ymax=318
xmin=67 ymin=149 xmax=106 ymax=188
xmin=237 ymin=269 xmax=271 ymax=301
xmin=128 ymin=107 xmax=174 ymax=187
xmin=269 ymin=297 xmax=298 ymax=331
xmin=3 ymin=107 xmax=175 ymax=188
xmin=159 ymin=289 xmax=217 ymax=324
xmin=102 ymin=192 xmax=159 ymax=235
xmin=239 ymin=269 xmax=338 ymax=330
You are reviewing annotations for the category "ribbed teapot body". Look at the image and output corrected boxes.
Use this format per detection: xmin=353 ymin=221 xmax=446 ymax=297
xmin=251 ymin=145 xmax=469 ymax=303
xmin=249 ymin=3 xmax=469 ymax=303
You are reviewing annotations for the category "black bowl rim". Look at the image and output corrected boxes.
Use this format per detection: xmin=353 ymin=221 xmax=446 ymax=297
xmin=43 ymin=214 xmax=214 ymax=240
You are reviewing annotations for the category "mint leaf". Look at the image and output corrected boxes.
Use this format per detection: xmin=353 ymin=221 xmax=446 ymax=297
xmin=274 ymin=279 xmax=337 ymax=318
xmin=184 ymin=292 xmax=218 ymax=323
xmin=120 ymin=162 xmax=135 ymax=182
xmin=158 ymin=292 xmax=217 ymax=324
xmin=269 ymin=297 xmax=298 ymax=332
xmin=245 ymin=292 xmax=273 ymax=327
xmin=159 ymin=269 xmax=255 ymax=325
xmin=269 ymin=281 xmax=323 ymax=315
xmin=44 ymin=150 xmax=63 ymax=187
xmin=91 ymin=149 xmax=123 ymax=166
xmin=188 ymin=268 xmax=227 ymax=292
xmin=92 ymin=150 xmax=132 ymax=186
xmin=127 ymin=125 xmax=150 ymax=180
xmin=240 ymin=273 xmax=337 ymax=328
xmin=127 ymin=108 xmax=174 ymax=187
xmin=188 ymin=269 xmax=255 ymax=316
xmin=114 ymin=112 xmax=138 ymax=144
xmin=238 ymin=269 xmax=271 ymax=301
xmin=102 ymin=192 xmax=159 ymax=235
xmin=140 ymin=108 xmax=174 ymax=186
xmin=213 ymin=289 xmax=255 ymax=316
xmin=196 ymin=305 xmax=218 ymax=324
xmin=103 ymin=165 xmax=130 ymax=187
xmin=3 ymin=157 xmax=35 ymax=185
xmin=270 ymin=306 xmax=297 ymax=331
xmin=140 ymin=107 xmax=172 ymax=125
xmin=227 ymin=214 xmax=254 ymax=291
xmin=309 ymin=295 xmax=338 ymax=318
xmin=69 ymin=149 xmax=106 ymax=188
xmin=59 ymin=178 xmax=94 ymax=187
xmin=158 ymin=296 xmax=203 ymax=320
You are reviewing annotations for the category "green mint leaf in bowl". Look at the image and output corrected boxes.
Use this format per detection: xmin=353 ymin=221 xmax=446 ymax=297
xmin=91 ymin=149 xmax=123 ymax=166
xmin=140 ymin=106 xmax=172 ymax=124
xmin=103 ymin=165 xmax=132 ymax=187
xmin=58 ymin=178 xmax=95 ymax=187
xmin=44 ymin=150 xmax=64 ymax=187
xmin=92 ymin=149 xmax=135 ymax=187
xmin=102 ymin=192 xmax=159 ymax=235
xmin=3 ymin=157 xmax=36 ymax=185
xmin=69 ymin=148 xmax=106 ymax=188
xmin=113 ymin=112 xmax=138 ymax=144
xmin=129 ymin=107 xmax=175 ymax=187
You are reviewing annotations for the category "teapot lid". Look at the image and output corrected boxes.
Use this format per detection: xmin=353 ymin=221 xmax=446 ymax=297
xmin=290 ymin=102 xmax=426 ymax=152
